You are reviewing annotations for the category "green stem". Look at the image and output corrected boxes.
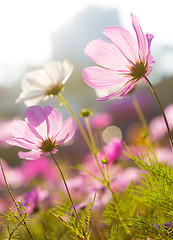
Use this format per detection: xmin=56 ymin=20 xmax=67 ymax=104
xmin=50 ymin=151 xmax=79 ymax=221
xmin=57 ymin=93 xmax=107 ymax=182
xmin=132 ymin=94 xmax=155 ymax=154
xmin=85 ymin=117 xmax=97 ymax=153
xmin=0 ymin=161 xmax=34 ymax=240
xmin=143 ymin=75 xmax=173 ymax=151
xmin=132 ymin=94 xmax=149 ymax=133
xmin=56 ymin=94 xmax=131 ymax=235
xmin=57 ymin=94 xmax=93 ymax=152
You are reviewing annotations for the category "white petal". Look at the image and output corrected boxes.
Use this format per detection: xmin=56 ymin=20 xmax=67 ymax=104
xmin=61 ymin=60 xmax=73 ymax=84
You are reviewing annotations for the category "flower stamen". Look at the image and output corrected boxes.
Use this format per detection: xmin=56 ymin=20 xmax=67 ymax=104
xmin=39 ymin=138 xmax=56 ymax=152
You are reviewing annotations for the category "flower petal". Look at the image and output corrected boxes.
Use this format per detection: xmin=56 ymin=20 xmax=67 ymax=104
xmin=131 ymin=13 xmax=147 ymax=59
xmin=16 ymin=90 xmax=46 ymax=105
xmin=96 ymin=81 xmax=137 ymax=101
xmin=83 ymin=66 xmax=129 ymax=90
xmin=43 ymin=106 xmax=62 ymax=139
xmin=9 ymin=120 xmax=40 ymax=143
xmin=84 ymin=39 xmax=129 ymax=70
xmin=22 ymin=70 xmax=53 ymax=90
xmin=18 ymin=150 xmax=42 ymax=160
xmin=55 ymin=117 xmax=75 ymax=143
xmin=43 ymin=60 xmax=73 ymax=85
xmin=61 ymin=60 xmax=74 ymax=84
xmin=6 ymin=138 xmax=36 ymax=149
xmin=24 ymin=95 xmax=48 ymax=107
xmin=103 ymin=26 xmax=138 ymax=62
xmin=25 ymin=106 xmax=48 ymax=139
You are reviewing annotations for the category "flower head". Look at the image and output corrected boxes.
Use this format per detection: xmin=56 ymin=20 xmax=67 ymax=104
xmin=6 ymin=106 xmax=75 ymax=160
xmin=83 ymin=13 xmax=154 ymax=101
xmin=16 ymin=60 xmax=73 ymax=106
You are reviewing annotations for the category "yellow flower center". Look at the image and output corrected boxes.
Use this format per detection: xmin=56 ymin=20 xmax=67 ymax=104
xmin=46 ymin=84 xmax=63 ymax=96
xmin=130 ymin=60 xmax=148 ymax=80
xmin=39 ymin=138 xmax=56 ymax=152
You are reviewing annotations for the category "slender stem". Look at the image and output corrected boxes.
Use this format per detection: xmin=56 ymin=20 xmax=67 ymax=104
xmin=49 ymin=151 xmax=79 ymax=221
xmin=57 ymin=94 xmax=93 ymax=152
xmin=85 ymin=117 xmax=97 ymax=153
xmin=143 ymin=75 xmax=173 ymax=151
xmin=105 ymin=165 xmax=110 ymax=184
xmin=132 ymin=94 xmax=155 ymax=154
xmin=0 ymin=161 xmax=19 ymax=211
xmin=57 ymin=93 xmax=107 ymax=182
xmin=0 ymin=161 xmax=34 ymax=240
xmin=56 ymin=94 xmax=131 ymax=235
xmin=132 ymin=94 xmax=149 ymax=133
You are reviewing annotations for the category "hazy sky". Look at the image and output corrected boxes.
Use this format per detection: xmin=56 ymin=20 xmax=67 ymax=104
xmin=0 ymin=0 xmax=173 ymax=86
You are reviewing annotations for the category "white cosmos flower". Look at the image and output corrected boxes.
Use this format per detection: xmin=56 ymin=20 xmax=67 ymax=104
xmin=16 ymin=60 xmax=73 ymax=107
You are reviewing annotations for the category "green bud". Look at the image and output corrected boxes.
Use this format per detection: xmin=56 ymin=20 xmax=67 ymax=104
xmin=140 ymin=130 xmax=148 ymax=139
xmin=80 ymin=108 xmax=93 ymax=118
xmin=101 ymin=156 xmax=108 ymax=164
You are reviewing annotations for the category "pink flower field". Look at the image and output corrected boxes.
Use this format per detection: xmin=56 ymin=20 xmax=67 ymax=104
xmin=0 ymin=11 xmax=173 ymax=240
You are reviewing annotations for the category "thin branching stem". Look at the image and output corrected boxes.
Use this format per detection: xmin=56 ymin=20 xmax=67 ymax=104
xmin=143 ymin=75 xmax=173 ymax=151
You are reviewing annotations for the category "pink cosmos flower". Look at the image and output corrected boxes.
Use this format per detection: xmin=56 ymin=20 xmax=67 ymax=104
xmin=6 ymin=106 xmax=75 ymax=160
xmin=98 ymin=138 xmax=123 ymax=165
xmin=83 ymin=13 xmax=154 ymax=101
xmin=20 ymin=187 xmax=48 ymax=214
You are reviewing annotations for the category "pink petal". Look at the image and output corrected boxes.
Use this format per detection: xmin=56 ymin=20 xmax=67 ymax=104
xmin=103 ymin=26 xmax=138 ymax=62
xmin=85 ymin=39 xmax=129 ymax=70
xmin=146 ymin=33 xmax=154 ymax=49
xmin=19 ymin=150 xmax=42 ymax=160
xmin=83 ymin=66 xmax=129 ymax=90
xmin=6 ymin=138 xmax=36 ymax=150
xmin=97 ymin=81 xmax=136 ymax=101
xmin=131 ymin=13 xmax=147 ymax=59
xmin=10 ymin=120 xmax=40 ymax=143
xmin=25 ymin=106 xmax=48 ymax=139
xmin=43 ymin=106 xmax=62 ymax=139
xmin=55 ymin=117 xmax=75 ymax=143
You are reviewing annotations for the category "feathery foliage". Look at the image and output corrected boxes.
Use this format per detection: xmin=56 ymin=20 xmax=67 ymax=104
xmin=51 ymin=193 xmax=95 ymax=240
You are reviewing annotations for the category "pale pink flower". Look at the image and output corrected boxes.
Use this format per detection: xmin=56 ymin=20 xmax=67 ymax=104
xmin=83 ymin=13 xmax=154 ymax=101
xmin=149 ymin=104 xmax=173 ymax=141
xmin=21 ymin=157 xmax=58 ymax=184
xmin=149 ymin=115 xmax=166 ymax=141
xmin=16 ymin=60 xmax=73 ymax=106
xmin=90 ymin=113 xmax=113 ymax=129
xmin=111 ymin=167 xmax=141 ymax=191
xmin=0 ymin=159 xmax=23 ymax=188
xmin=0 ymin=119 xmax=20 ymax=147
xmin=20 ymin=187 xmax=48 ymax=214
xmin=6 ymin=106 xmax=75 ymax=160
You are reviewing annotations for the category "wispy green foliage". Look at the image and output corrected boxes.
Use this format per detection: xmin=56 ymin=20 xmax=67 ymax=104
xmin=125 ymin=145 xmax=173 ymax=215
xmin=0 ymin=200 xmax=32 ymax=239
xmin=105 ymin=224 xmax=120 ymax=240
xmin=104 ymin=184 xmax=137 ymax=240
xmin=129 ymin=210 xmax=173 ymax=239
xmin=51 ymin=193 xmax=95 ymax=240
